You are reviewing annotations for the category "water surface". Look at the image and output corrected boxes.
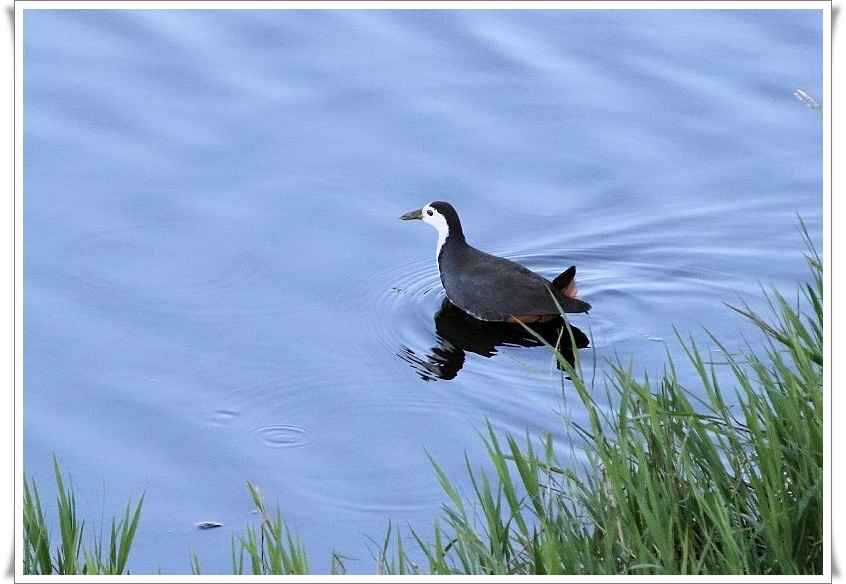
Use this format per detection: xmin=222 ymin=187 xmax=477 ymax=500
xmin=22 ymin=7 xmax=823 ymax=574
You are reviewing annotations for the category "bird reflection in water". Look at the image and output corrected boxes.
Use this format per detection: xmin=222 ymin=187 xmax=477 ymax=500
xmin=399 ymin=298 xmax=589 ymax=381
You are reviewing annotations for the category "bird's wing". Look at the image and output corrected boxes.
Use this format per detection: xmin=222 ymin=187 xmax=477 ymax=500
xmin=446 ymin=249 xmax=557 ymax=319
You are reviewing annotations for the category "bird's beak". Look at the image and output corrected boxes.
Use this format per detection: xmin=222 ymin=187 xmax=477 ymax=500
xmin=400 ymin=208 xmax=423 ymax=221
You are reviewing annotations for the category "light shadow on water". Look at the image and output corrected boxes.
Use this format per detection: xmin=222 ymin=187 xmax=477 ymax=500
xmin=399 ymin=297 xmax=589 ymax=381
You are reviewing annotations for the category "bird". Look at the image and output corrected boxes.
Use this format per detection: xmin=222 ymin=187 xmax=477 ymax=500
xmin=400 ymin=201 xmax=591 ymax=323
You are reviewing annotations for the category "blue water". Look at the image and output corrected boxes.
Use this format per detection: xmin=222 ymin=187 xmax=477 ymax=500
xmin=22 ymin=8 xmax=823 ymax=575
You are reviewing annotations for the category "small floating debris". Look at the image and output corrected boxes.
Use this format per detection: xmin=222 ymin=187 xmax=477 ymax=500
xmin=195 ymin=521 xmax=223 ymax=530
xmin=794 ymin=89 xmax=822 ymax=113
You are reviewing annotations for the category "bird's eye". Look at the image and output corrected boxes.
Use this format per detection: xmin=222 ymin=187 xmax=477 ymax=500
xmin=426 ymin=209 xmax=434 ymax=216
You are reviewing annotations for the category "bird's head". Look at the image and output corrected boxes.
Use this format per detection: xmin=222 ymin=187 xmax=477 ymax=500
xmin=400 ymin=201 xmax=463 ymax=244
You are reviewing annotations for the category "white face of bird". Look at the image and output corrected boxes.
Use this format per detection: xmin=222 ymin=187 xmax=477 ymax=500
xmin=400 ymin=202 xmax=454 ymax=260
xmin=420 ymin=203 xmax=449 ymax=235
xmin=420 ymin=203 xmax=451 ymax=258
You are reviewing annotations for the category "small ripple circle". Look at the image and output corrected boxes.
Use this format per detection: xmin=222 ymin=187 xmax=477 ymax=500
xmin=252 ymin=424 xmax=314 ymax=449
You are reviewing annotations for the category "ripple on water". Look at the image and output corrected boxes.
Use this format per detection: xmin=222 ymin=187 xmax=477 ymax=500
xmin=251 ymin=424 xmax=314 ymax=449
xmin=348 ymin=256 xmax=446 ymax=355
xmin=197 ymin=367 xmax=477 ymax=512
xmin=207 ymin=408 xmax=239 ymax=426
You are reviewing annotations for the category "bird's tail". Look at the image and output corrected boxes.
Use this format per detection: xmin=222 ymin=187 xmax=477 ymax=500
xmin=552 ymin=265 xmax=591 ymax=313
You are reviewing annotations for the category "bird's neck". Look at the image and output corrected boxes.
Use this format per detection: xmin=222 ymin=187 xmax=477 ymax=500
xmin=435 ymin=223 xmax=466 ymax=262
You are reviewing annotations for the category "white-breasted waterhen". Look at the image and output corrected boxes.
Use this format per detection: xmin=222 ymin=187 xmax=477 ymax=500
xmin=400 ymin=201 xmax=591 ymax=323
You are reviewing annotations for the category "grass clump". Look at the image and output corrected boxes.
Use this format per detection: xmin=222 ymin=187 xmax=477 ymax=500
xmin=227 ymin=482 xmax=310 ymax=575
xmin=23 ymin=457 xmax=144 ymax=575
